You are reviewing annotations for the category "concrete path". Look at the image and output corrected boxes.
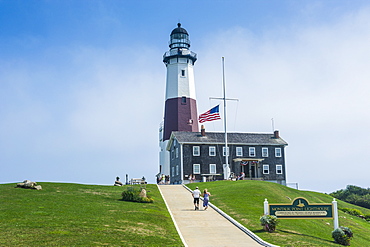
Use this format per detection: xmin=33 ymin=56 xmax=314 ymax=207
xmin=158 ymin=185 xmax=264 ymax=247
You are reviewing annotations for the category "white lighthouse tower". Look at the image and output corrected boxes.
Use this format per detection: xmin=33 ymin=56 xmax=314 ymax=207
xmin=159 ymin=23 xmax=199 ymax=177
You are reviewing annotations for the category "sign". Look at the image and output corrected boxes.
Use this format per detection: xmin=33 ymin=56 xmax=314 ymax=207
xmin=268 ymin=197 xmax=333 ymax=219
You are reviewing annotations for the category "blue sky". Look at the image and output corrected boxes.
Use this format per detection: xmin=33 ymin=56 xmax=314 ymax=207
xmin=1 ymin=0 xmax=370 ymax=192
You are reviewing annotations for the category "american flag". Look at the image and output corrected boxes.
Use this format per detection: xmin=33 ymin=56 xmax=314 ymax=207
xmin=241 ymin=161 xmax=249 ymax=166
xmin=198 ymin=105 xmax=221 ymax=123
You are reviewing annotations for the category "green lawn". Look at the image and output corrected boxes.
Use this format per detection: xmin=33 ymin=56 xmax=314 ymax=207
xmin=0 ymin=183 xmax=183 ymax=247
xmin=187 ymin=180 xmax=370 ymax=247
xmin=2 ymin=181 xmax=369 ymax=246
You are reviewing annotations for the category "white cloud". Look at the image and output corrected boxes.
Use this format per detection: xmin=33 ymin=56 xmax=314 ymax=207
xmin=195 ymin=8 xmax=370 ymax=192
xmin=2 ymin=4 xmax=370 ymax=191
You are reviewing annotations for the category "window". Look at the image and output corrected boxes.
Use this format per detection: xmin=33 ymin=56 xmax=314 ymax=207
xmin=193 ymin=146 xmax=200 ymax=156
xmin=249 ymin=147 xmax=255 ymax=157
xmin=176 ymin=165 xmax=179 ymax=175
xmin=262 ymin=147 xmax=268 ymax=157
xmin=175 ymin=147 xmax=178 ymax=158
xmin=210 ymin=164 xmax=216 ymax=174
xmin=275 ymin=148 xmax=282 ymax=157
xmin=181 ymin=69 xmax=185 ymax=77
xmin=236 ymin=147 xmax=243 ymax=157
xmin=276 ymin=165 xmax=283 ymax=174
xmin=181 ymin=96 xmax=187 ymax=104
xmin=263 ymin=165 xmax=269 ymax=174
xmin=171 ymin=149 xmax=174 ymax=160
xmin=223 ymin=147 xmax=229 ymax=156
xmin=209 ymin=146 xmax=216 ymax=156
xmin=171 ymin=167 xmax=174 ymax=176
xmin=193 ymin=164 xmax=200 ymax=174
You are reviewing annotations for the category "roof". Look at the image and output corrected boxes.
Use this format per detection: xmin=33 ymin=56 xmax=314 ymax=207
xmin=170 ymin=23 xmax=189 ymax=35
xmin=168 ymin=131 xmax=288 ymax=149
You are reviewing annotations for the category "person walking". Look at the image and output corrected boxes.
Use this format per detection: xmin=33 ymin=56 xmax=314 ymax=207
xmin=192 ymin=186 xmax=201 ymax=210
xmin=202 ymin=189 xmax=211 ymax=210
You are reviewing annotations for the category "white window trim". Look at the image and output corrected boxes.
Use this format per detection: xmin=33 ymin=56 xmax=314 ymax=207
xmin=176 ymin=165 xmax=179 ymax=176
xmin=249 ymin=147 xmax=256 ymax=157
xmin=193 ymin=164 xmax=200 ymax=174
xmin=275 ymin=148 xmax=282 ymax=157
xmin=263 ymin=164 xmax=269 ymax=174
xmin=209 ymin=146 xmax=216 ymax=156
xmin=193 ymin=146 xmax=200 ymax=156
xmin=276 ymin=165 xmax=283 ymax=174
xmin=236 ymin=147 xmax=243 ymax=157
xmin=210 ymin=164 xmax=216 ymax=174
xmin=262 ymin=147 xmax=268 ymax=157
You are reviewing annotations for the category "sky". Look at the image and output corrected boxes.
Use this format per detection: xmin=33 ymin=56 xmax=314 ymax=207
xmin=1 ymin=0 xmax=370 ymax=193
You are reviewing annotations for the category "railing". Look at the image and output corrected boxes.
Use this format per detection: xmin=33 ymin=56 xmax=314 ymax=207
xmin=286 ymin=182 xmax=299 ymax=190
xmin=163 ymin=49 xmax=197 ymax=59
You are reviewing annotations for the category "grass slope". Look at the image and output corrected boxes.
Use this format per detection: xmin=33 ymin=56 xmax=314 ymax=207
xmin=187 ymin=180 xmax=370 ymax=247
xmin=0 ymin=183 xmax=183 ymax=247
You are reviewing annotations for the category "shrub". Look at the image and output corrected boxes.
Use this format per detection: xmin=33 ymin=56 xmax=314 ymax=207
xmin=332 ymin=226 xmax=353 ymax=246
xmin=121 ymin=187 xmax=154 ymax=203
xmin=347 ymin=208 xmax=362 ymax=216
xmin=340 ymin=207 xmax=363 ymax=217
xmin=260 ymin=215 xmax=279 ymax=232
xmin=122 ymin=190 xmax=140 ymax=202
xmin=141 ymin=196 xmax=154 ymax=203
xmin=364 ymin=214 xmax=370 ymax=221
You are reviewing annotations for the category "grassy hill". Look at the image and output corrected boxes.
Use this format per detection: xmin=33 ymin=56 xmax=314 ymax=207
xmin=187 ymin=180 xmax=370 ymax=247
xmin=2 ymin=181 xmax=369 ymax=246
xmin=0 ymin=183 xmax=183 ymax=246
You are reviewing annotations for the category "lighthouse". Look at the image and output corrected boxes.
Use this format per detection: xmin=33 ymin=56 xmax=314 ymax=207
xmin=159 ymin=23 xmax=199 ymax=176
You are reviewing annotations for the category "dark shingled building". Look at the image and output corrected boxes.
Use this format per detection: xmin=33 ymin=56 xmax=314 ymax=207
xmin=167 ymin=126 xmax=288 ymax=185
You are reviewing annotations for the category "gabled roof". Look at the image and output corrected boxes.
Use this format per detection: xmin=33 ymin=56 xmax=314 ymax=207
xmin=167 ymin=131 xmax=288 ymax=150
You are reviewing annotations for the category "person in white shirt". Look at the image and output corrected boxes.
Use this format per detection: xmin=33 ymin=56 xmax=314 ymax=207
xmin=192 ymin=186 xmax=201 ymax=210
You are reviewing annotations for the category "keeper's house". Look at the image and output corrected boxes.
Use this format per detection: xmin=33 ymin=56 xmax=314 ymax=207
xmin=167 ymin=126 xmax=288 ymax=185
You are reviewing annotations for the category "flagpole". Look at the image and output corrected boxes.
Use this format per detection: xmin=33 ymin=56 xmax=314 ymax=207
xmin=209 ymin=57 xmax=238 ymax=180
xmin=222 ymin=57 xmax=229 ymax=180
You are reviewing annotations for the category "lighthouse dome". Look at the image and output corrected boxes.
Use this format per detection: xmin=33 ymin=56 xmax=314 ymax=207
xmin=170 ymin=23 xmax=189 ymax=35
xmin=169 ymin=23 xmax=190 ymax=49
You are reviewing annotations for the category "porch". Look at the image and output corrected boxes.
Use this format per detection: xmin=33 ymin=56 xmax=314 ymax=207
xmin=233 ymin=158 xmax=264 ymax=180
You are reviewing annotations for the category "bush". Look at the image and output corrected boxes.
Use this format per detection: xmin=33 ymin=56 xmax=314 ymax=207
xmin=121 ymin=187 xmax=154 ymax=203
xmin=332 ymin=227 xmax=353 ymax=246
xmin=260 ymin=215 xmax=279 ymax=232
xmin=122 ymin=190 xmax=140 ymax=202
xmin=364 ymin=214 xmax=370 ymax=221
xmin=340 ymin=207 xmax=363 ymax=217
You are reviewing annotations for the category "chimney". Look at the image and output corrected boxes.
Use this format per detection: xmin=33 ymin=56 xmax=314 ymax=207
xmin=201 ymin=125 xmax=206 ymax=136
xmin=274 ymin=130 xmax=280 ymax=139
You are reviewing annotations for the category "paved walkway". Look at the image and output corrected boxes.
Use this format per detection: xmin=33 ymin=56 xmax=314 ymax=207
xmin=158 ymin=185 xmax=264 ymax=247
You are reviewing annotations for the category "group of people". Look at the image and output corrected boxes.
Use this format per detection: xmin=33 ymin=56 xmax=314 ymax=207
xmin=192 ymin=186 xmax=211 ymax=210
xmin=157 ymin=174 xmax=170 ymax=184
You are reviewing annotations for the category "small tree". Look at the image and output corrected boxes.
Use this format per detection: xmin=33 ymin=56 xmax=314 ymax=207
xmin=332 ymin=226 xmax=353 ymax=246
